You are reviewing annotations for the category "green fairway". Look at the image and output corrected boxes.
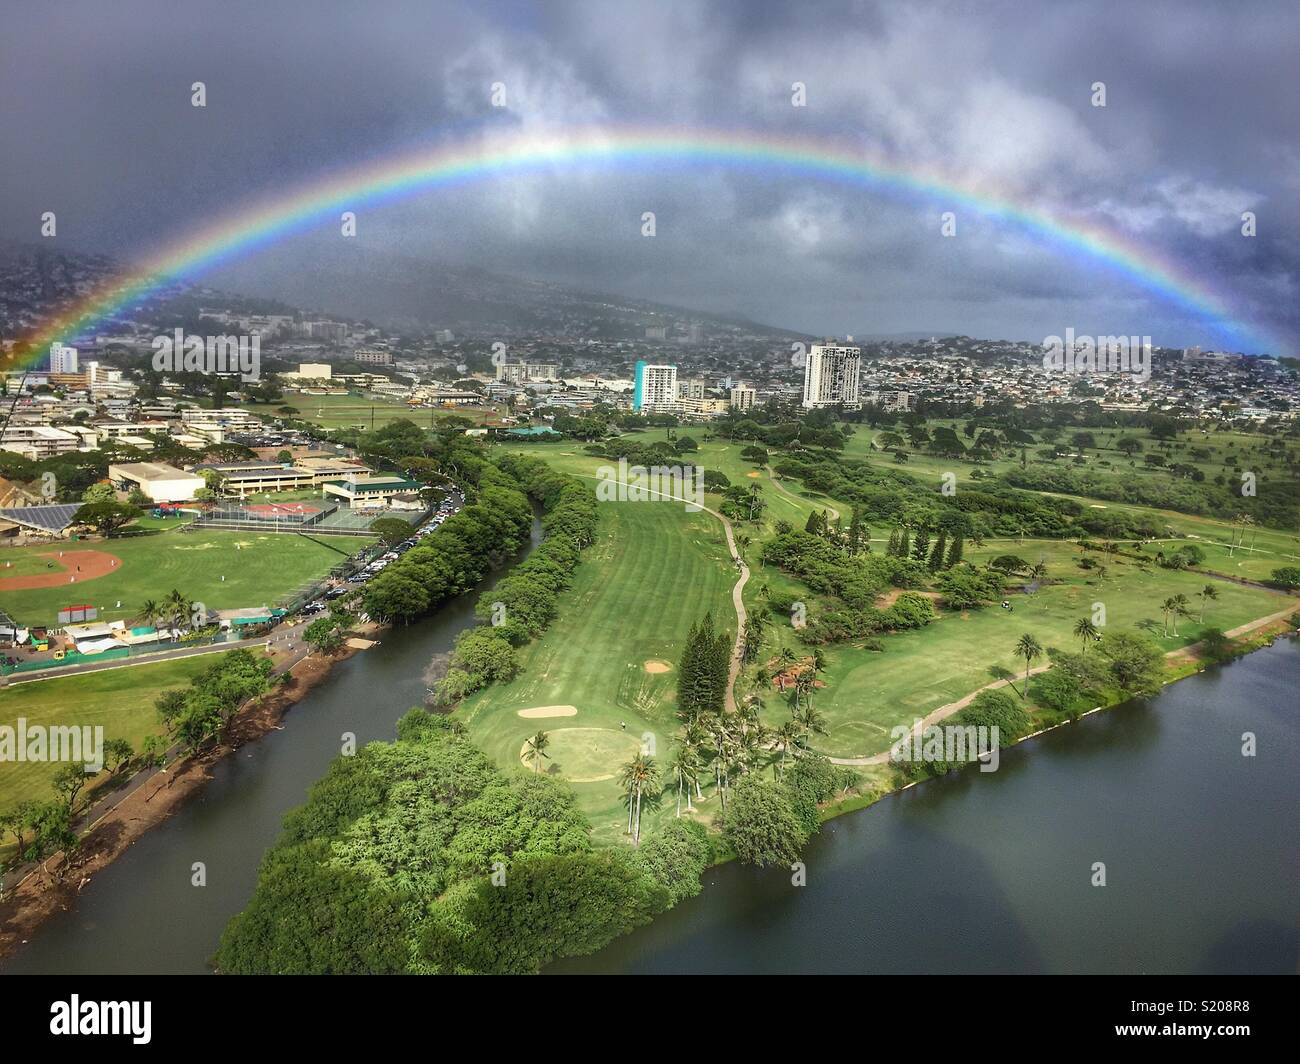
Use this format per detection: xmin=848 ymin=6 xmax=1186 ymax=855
xmin=0 ymin=528 xmax=365 ymax=626
xmin=0 ymin=652 xmax=225 ymax=812
xmin=748 ymin=537 xmax=1290 ymax=759
xmin=458 ymin=494 xmax=735 ymax=845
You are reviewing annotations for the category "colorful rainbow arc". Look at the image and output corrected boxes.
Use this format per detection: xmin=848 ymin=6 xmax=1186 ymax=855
xmin=4 ymin=125 xmax=1283 ymax=369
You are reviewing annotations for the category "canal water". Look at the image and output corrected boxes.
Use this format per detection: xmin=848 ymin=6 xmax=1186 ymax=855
xmin=5 ymin=534 xmax=1296 ymax=972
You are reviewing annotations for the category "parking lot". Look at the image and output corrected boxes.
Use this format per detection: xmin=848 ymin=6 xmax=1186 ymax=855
xmin=296 ymin=492 xmax=463 ymax=617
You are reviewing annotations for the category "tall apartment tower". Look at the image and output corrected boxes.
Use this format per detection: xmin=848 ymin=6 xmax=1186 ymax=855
xmin=49 ymin=343 xmax=79 ymax=373
xmin=633 ymin=360 xmax=678 ymax=411
xmin=801 ymin=343 xmax=861 ymax=409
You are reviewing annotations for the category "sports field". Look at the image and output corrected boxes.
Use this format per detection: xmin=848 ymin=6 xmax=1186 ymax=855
xmin=458 ymin=493 xmax=735 ymax=844
xmin=280 ymin=393 xmax=501 ymax=430
xmin=0 ymin=527 xmax=363 ymax=626
xmin=0 ymin=652 xmax=225 ymax=813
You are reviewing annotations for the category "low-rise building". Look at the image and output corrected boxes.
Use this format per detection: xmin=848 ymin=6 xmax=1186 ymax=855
xmin=107 ymin=462 xmax=205 ymax=503
xmin=322 ymin=474 xmax=425 ymax=508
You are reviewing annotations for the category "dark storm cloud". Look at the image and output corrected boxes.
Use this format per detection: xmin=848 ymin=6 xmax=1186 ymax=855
xmin=0 ymin=0 xmax=1295 ymax=351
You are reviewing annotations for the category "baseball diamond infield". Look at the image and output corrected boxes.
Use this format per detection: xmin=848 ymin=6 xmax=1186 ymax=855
xmin=0 ymin=550 xmax=121 ymax=591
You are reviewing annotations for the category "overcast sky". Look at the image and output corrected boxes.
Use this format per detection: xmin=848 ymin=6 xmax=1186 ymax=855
xmin=2 ymin=0 xmax=1297 ymax=352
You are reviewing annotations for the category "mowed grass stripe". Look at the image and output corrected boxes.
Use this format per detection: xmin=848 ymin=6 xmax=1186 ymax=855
xmin=460 ymin=497 xmax=734 ymax=845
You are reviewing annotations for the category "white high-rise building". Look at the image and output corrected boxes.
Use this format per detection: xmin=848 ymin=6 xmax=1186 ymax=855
xmin=801 ymin=343 xmax=861 ymax=409
xmin=49 ymin=343 xmax=79 ymax=373
xmin=634 ymin=361 xmax=678 ymax=410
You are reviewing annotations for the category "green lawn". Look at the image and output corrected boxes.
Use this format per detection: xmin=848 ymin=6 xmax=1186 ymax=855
xmin=280 ymin=393 xmax=501 ymax=430
xmin=0 ymin=652 xmax=224 ymax=813
xmin=1 ymin=528 xmax=363 ymax=626
xmin=747 ymin=537 xmax=1290 ymax=759
xmin=458 ymin=493 xmax=735 ymax=845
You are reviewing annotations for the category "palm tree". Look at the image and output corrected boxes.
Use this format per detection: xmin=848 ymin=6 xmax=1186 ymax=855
xmin=774 ymin=719 xmax=801 ymax=776
xmin=670 ymin=747 xmax=701 ymax=815
xmin=791 ymin=669 xmax=815 ymax=717
xmin=524 ymin=731 xmax=550 ymax=774
xmin=619 ymin=754 xmax=659 ymax=845
xmin=135 ymin=598 xmax=162 ymax=628
xmin=164 ymin=588 xmax=191 ymax=633
xmin=798 ymin=702 xmax=828 ymax=744
xmin=678 ymin=721 xmax=708 ymax=800
xmin=1013 ymin=633 xmax=1043 ymax=698
xmin=1073 ymin=617 xmax=1099 ymax=653
xmin=1169 ymin=593 xmax=1190 ymax=636
xmin=1198 ymin=584 xmax=1219 ymax=621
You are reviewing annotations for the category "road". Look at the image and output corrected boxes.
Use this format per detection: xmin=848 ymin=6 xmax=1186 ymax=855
xmin=0 ymin=621 xmax=310 ymax=687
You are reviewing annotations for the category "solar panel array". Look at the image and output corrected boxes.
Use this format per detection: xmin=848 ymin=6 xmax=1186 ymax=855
xmin=0 ymin=504 xmax=82 ymax=532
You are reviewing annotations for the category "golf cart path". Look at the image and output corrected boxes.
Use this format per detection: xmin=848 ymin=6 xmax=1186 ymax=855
xmin=828 ymin=600 xmax=1297 ymax=767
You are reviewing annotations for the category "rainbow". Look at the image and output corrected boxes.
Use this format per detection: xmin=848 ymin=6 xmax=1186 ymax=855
xmin=4 ymin=125 xmax=1284 ymax=370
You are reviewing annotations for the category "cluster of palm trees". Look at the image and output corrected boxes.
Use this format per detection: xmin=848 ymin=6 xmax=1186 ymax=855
xmin=135 ymin=589 xmax=201 ymax=636
xmin=1227 ymin=513 xmax=1258 ymax=557
xmin=1164 ymin=593 xmax=1190 ymax=634
xmin=663 ymin=648 xmax=827 ymax=823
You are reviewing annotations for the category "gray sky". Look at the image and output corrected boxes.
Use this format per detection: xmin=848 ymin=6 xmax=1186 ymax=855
xmin=2 ymin=0 xmax=1296 ymax=352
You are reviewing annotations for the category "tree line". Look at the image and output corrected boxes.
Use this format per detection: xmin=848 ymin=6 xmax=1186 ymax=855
xmin=214 ymin=711 xmax=712 ymax=974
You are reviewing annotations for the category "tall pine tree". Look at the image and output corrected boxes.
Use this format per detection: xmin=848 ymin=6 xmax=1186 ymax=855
xmin=945 ymin=535 xmax=964 ymax=568
xmin=676 ymin=617 xmax=703 ymax=719
xmin=911 ymin=527 xmax=930 ymax=563
xmin=848 ymin=507 xmax=863 ymax=553
xmin=928 ymin=529 xmax=948 ymax=572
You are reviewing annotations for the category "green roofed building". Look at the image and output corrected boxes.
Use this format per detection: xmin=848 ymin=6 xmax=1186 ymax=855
xmin=321 ymin=474 xmax=425 ymax=509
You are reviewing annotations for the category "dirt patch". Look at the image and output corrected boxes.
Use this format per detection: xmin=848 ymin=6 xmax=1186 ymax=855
xmin=643 ymin=660 xmax=672 ymax=674
xmin=766 ymin=656 xmax=828 ymax=692
xmin=875 ymin=588 xmax=942 ymax=609
xmin=0 ymin=549 xmax=122 ymax=591
xmin=345 ymin=637 xmax=377 ymax=649
xmin=517 ymin=704 xmax=578 ymax=718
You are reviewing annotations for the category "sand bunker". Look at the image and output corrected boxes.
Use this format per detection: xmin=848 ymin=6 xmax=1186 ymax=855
xmin=517 ymin=705 xmax=578 ymax=718
xmin=643 ymin=660 xmax=672 ymax=674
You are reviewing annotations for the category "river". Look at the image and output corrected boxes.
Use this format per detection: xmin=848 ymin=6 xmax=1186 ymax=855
xmin=4 ymin=531 xmax=1296 ymax=972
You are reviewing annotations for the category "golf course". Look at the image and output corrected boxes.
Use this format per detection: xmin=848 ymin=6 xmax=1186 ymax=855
xmin=454 ymin=428 xmax=1295 ymax=844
